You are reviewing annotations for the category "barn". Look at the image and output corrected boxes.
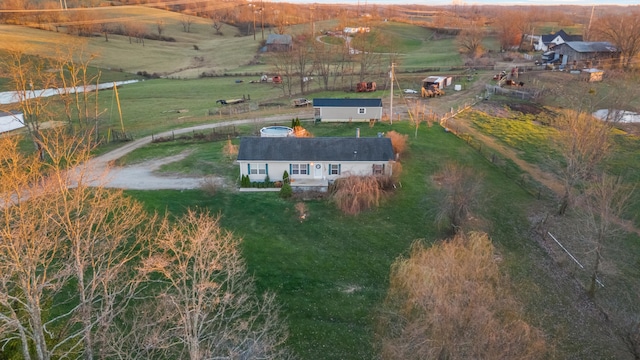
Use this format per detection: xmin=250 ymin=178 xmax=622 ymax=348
xmin=553 ymin=41 xmax=618 ymax=68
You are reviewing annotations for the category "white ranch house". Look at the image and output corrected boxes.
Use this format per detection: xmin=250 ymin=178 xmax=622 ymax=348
xmin=237 ymin=136 xmax=395 ymax=191
xmin=313 ymin=98 xmax=383 ymax=123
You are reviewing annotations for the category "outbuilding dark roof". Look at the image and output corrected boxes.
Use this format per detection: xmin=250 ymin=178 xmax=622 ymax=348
xmin=237 ymin=136 xmax=395 ymax=162
xmin=313 ymin=98 xmax=383 ymax=107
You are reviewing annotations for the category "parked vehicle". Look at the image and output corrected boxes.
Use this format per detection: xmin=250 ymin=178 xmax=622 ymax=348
xmin=356 ymin=81 xmax=376 ymax=92
xmin=292 ymin=98 xmax=311 ymax=107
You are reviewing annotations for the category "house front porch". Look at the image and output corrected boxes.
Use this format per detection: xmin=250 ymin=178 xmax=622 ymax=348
xmin=291 ymin=178 xmax=330 ymax=192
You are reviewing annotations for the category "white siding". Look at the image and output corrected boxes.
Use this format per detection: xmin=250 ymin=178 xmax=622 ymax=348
xmin=239 ymin=160 xmax=392 ymax=181
xmin=316 ymin=106 xmax=382 ymax=122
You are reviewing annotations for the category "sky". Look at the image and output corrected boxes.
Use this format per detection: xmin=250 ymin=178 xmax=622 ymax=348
xmin=266 ymin=0 xmax=639 ymax=6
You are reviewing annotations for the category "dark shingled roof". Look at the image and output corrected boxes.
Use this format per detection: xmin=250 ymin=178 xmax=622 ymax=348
xmin=237 ymin=137 xmax=395 ymax=162
xmin=541 ymin=29 xmax=583 ymax=44
xmin=313 ymin=98 xmax=383 ymax=107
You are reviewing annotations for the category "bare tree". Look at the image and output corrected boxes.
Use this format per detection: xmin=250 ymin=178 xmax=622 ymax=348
xmin=593 ymin=11 xmax=640 ymax=69
xmin=139 ymin=210 xmax=290 ymax=359
xmin=350 ymin=29 xmax=388 ymax=82
xmin=0 ymin=129 xmax=155 ymax=360
xmin=0 ymin=45 xmax=58 ymax=158
xmin=53 ymin=43 xmax=100 ymax=129
xmin=312 ymin=37 xmax=335 ymax=91
xmin=180 ymin=15 xmax=194 ymax=33
xmin=271 ymin=49 xmax=296 ymax=96
xmin=211 ymin=13 xmax=224 ymax=35
xmin=378 ymin=232 xmax=547 ymax=359
xmin=555 ymin=110 xmax=611 ymax=215
xmin=577 ymin=174 xmax=633 ymax=296
xmin=495 ymin=10 xmax=523 ymax=51
xmin=432 ymin=162 xmax=483 ymax=233
xmin=293 ymin=35 xmax=314 ymax=94
xmin=156 ymin=19 xmax=165 ymax=37
xmin=457 ymin=25 xmax=485 ymax=60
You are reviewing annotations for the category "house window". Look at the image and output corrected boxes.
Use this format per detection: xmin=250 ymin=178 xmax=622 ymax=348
xmin=249 ymin=163 xmax=266 ymax=175
xmin=358 ymin=108 xmax=366 ymax=114
xmin=372 ymin=164 xmax=384 ymax=175
xmin=314 ymin=108 xmax=320 ymax=117
xmin=329 ymin=164 xmax=341 ymax=175
xmin=291 ymin=163 xmax=308 ymax=175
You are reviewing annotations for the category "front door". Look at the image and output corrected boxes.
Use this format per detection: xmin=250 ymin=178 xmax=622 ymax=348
xmin=313 ymin=163 xmax=323 ymax=179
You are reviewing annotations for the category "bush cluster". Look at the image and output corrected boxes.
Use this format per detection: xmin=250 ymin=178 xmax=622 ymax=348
xmin=137 ymin=71 xmax=162 ymax=79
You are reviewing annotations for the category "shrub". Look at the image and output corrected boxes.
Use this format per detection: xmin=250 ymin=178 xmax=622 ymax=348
xmin=265 ymin=175 xmax=270 ymax=187
xmin=200 ymin=176 xmax=220 ymax=195
xmin=332 ymin=175 xmax=382 ymax=215
xmin=280 ymin=183 xmax=292 ymax=198
xmin=282 ymin=171 xmax=290 ymax=185
xmin=240 ymin=175 xmax=251 ymax=187
xmin=386 ymin=130 xmax=408 ymax=156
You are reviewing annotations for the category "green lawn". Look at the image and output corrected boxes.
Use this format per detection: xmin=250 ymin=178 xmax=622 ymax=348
xmin=126 ymin=121 xmax=634 ymax=359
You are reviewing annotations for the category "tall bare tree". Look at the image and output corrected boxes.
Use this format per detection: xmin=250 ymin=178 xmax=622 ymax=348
xmin=350 ymin=29 xmax=389 ymax=82
xmin=139 ymin=210 xmax=290 ymax=359
xmin=293 ymin=35 xmax=314 ymax=94
xmin=578 ymin=174 xmax=633 ymax=296
xmin=0 ymin=46 xmax=58 ymax=158
xmin=378 ymin=232 xmax=547 ymax=359
xmin=180 ymin=15 xmax=194 ymax=33
xmin=555 ymin=110 xmax=611 ymax=215
xmin=432 ymin=162 xmax=483 ymax=233
xmin=457 ymin=24 xmax=485 ymax=60
xmin=0 ymin=129 xmax=154 ymax=360
xmin=593 ymin=11 xmax=640 ymax=69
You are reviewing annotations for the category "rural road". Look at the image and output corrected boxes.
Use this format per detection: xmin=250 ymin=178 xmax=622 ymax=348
xmin=86 ymin=112 xmax=313 ymax=190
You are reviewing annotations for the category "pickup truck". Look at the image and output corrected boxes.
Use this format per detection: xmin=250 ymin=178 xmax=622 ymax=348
xmin=292 ymin=98 xmax=311 ymax=107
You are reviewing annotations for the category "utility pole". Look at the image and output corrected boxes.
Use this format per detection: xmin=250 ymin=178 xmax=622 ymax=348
xmin=390 ymin=63 xmax=394 ymax=125
xmin=261 ymin=0 xmax=265 ymax=40
xmin=310 ymin=6 xmax=315 ymax=36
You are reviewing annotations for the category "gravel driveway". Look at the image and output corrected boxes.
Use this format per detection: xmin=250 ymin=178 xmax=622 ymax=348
xmin=86 ymin=113 xmax=313 ymax=190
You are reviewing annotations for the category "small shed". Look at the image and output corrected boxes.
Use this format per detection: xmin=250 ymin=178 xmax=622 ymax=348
xmin=264 ymin=34 xmax=292 ymax=52
xmin=0 ymin=111 xmax=25 ymax=134
xmin=422 ymin=76 xmax=452 ymax=90
xmin=582 ymin=68 xmax=604 ymax=82
xmin=313 ymin=98 xmax=383 ymax=123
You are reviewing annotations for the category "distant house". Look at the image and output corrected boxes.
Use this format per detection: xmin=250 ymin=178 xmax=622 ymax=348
xmin=534 ymin=29 xmax=583 ymax=52
xmin=553 ymin=41 xmax=618 ymax=68
xmin=237 ymin=136 xmax=395 ymax=191
xmin=264 ymin=34 xmax=292 ymax=52
xmin=313 ymin=98 xmax=383 ymax=123
xmin=0 ymin=111 xmax=25 ymax=134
